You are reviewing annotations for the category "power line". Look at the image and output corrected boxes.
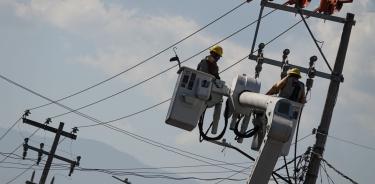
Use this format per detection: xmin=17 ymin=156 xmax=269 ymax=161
xmin=213 ymin=166 xmax=251 ymax=184
xmin=0 ymin=158 xmax=250 ymax=171
xmin=102 ymin=124 xmax=250 ymax=173
xmin=81 ymin=169 xmax=247 ymax=182
xmin=75 ymin=7 xmax=297 ymax=129
xmin=316 ymin=131 xmax=375 ymax=152
xmin=321 ymin=162 xmax=336 ymax=184
xmin=78 ymin=167 xmax=253 ymax=175
xmin=28 ymin=1 xmax=249 ymax=111
xmin=5 ymin=137 xmax=68 ymax=184
xmin=297 ymin=9 xmax=333 ymax=72
xmin=1 ymin=163 xmax=247 ymax=182
xmin=1 ymin=9 xmax=306 ymax=183
xmin=0 ymin=118 xmax=22 ymax=142
xmin=78 ymin=98 xmax=171 ymax=128
xmin=48 ymin=7 xmax=280 ymax=120
xmin=328 ymin=135 xmax=375 ymax=152
xmin=0 ymin=74 xmax=253 ymax=183
xmin=321 ymin=158 xmax=358 ymax=184
xmin=0 ymin=9 xmax=305 ymax=172
xmin=0 ymin=129 xmax=39 ymax=164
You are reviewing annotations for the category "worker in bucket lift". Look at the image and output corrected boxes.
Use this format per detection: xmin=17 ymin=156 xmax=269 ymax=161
xmin=197 ymin=45 xmax=223 ymax=134
xmin=197 ymin=45 xmax=223 ymax=79
xmin=266 ymin=67 xmax=306 ymax=104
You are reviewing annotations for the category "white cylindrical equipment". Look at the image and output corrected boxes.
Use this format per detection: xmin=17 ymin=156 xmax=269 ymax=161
xmin=239 ymin=92 xmax=274 ymax=111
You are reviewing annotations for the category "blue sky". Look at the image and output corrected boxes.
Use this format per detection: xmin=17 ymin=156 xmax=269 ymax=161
xmin=0 ymin=0 xmax=374 ymax=183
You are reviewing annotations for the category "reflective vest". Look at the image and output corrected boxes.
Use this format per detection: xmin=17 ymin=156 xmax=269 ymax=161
xmin=278 ymin=77 xmax=305 ymax=102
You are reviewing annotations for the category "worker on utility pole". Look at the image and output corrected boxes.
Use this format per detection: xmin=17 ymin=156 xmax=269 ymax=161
xmin=266 ymin=67 xmax=306 ymax=104
xmin=197 ymin=45 xmax=223 ymax=134
xmin=197 ymin=45 xmax=223 ymax=79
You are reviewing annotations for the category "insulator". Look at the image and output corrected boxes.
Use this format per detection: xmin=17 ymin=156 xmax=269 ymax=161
xmin=76 ymin=156 xmax=81 ymax=166
xmin=309 ymin=55 xmax=317 ymax=67
xmin=255 ymin=64 xmax=262 ymax=78
xmin=306 ymin=78 xmax=314 ymax=91
xmin=23 ymin=138 xmax=29 ymax=159
xmin=45 ymin=118 xmax=51 ymax=125
xmin=23 ymin=110 xmax=31 ymax=118
xmin=258 ymin=43 xmax=265 ymax=51
xmin=282 ymin=49 xmax=290 ymax=61
xmin=37 ymin=143 xmax=44 ymax=165
xmin=308 ymin=67 xmax=316 ymax=78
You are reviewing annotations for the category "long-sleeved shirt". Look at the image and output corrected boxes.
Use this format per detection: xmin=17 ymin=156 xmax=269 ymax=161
xmin=197 ymin=55 xmax=220 ymax=79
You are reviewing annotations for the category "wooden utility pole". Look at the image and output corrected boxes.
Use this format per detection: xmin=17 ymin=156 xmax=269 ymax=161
xmin=303 ymin=13 xmax=355 ymax=184
xmin=22 ymin=118 xmax=80 ymax=184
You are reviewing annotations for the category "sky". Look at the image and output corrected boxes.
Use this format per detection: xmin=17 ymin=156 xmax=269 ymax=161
xmin=0 ymin=0 xmax=374 ymax=183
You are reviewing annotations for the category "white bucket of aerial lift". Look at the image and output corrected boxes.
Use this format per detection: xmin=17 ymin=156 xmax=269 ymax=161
xmin=281 ymin=100 xmax=303 ymax=156
xmin=165 ymin=67 xmax=229 ymax=131
xmin=228 ymin=74 xmax=260 ymax=141
xmin=230 ymin=74 xmax=261 ymax=115
xmin=239 ymin=93 xmax=294 ymax=143
xmin=242 ymin=95 xmax=297 ymax=184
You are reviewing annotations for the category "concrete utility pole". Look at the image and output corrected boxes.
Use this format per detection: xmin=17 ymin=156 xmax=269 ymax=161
xmin=22 ymin=118 xmax=80 ymax=184
xmin=303 ymin=13 xmax=355 ymax=184
xmin=247 ymin=1 xmax=355 ymax=183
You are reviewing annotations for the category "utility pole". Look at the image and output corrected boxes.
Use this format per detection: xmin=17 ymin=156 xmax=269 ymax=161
xmin=303 ymin=13 xmax=355 ymax=184
xmin=22 ymin=118 xmax=80 ymax=184
xmin=246 ymin=1 xmax=355 ymax=184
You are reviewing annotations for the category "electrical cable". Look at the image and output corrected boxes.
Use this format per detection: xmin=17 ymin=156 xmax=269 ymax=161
xmin=213 ymin=166 xmax=251 ymax=184
xmin=1 ymin=162 xmax=251 ymax=176
xmin=321 ymin=162 xmax=336 ymax=184
xmin=78 ymin=98 xmax=171 ymax=128
xmin=220 ymin=18 xmax=304 ymax=74
xmin=0 ymin=129 xmax=39 ymax=164
xmin=78 ymin=167 xmax=253 ymax=175
xmin=48 ymin=7 xmax=281 ymax=120
xmin=0 ymin=75 xmax=253 ymax=182
xmin=74 ymin=161 xmax=251 ymax=171
xmin=293 ymin=77 xmax=314 ymax=184
xmin=283 ymin=156 xmax=293 ymax=184
xmin=94 ymin=170 xmax=247 ymax=182
xmin=294 ymin=106 xmax=305 ymax=183
xmin=5 ymin=137 xmax=68 ymax=184
xmin=0 ymin=118 xmax=22 ymax=142
xmin=77 ymin=9 xmax=302 ymax=129
xmin=102 ymin=123 xmax=250 ymax=174
xmin=316 ymin=131 xmax=375 ymax=152
xmin=198 ymin=108 xmax=227 ymax=141
xmin=0 ymin=75 xmax=252 ymax=180
xmin=28 ymin=1 xmax=249 ymax=111
xmin=291 ymin=133 xmax=313 ymax=145
xmin=297 ymin=9 xmax=333 ymax=72
xmin=1 ymin=11 xmax=308 ymax=183
xmin=321 ymin=158 xmax=358 ymax=184
xmin=233 ymin=114 xmax=258 ymax=139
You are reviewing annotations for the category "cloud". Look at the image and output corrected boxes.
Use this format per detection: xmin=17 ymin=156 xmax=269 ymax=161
xmin=10 ymin=0 xmax=252 ymax=103
xmin=310 ymin=1 xmax=375 ymax=130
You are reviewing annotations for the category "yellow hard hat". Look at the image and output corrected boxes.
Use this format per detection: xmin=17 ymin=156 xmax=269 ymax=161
xmin=287 ymin=68 xmax=301 ymax=78
xmin=209 ymin=45 xmax=223 ymax=57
